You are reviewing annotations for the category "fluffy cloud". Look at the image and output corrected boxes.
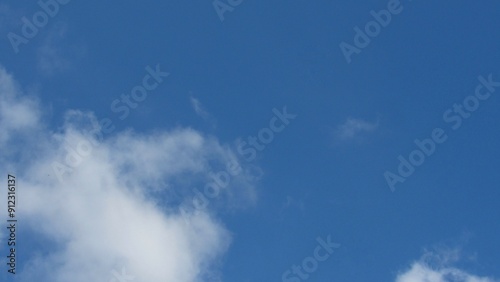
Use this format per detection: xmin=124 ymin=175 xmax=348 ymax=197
xmin=396 ymin=250 xmax=499 ymax=282
xmin=396 ymin=264 xmax=497 ymax=282
xmin=0 ymin=65 xmax=258 ymax=282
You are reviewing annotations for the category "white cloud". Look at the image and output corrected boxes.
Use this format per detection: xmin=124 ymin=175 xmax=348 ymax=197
xmin=190 ymin=96 xmax=216 ymax=128
xmin=396 ymin=264 xmax=497 ymax=282
xmin=0 ymin=67 xmax=40 ymax=147
xmin=396 ymin=250 xmax=499 ymax=282
xmin=37 ymin=23 xmax=85 ymax=76
xmin=335 ymin=117 xmax=378 ymax=140
xmin=0 ymin=65 xmax=257 ymax=282
xmin=280 ymin=195 xmax=305 ymax=215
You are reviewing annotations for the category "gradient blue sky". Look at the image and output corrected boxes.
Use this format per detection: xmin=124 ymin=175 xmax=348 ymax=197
xmin=0 ymin=0 xmax=499 ymax=281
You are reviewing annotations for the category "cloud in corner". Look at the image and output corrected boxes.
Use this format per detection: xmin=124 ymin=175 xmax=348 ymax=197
xmin=395 ymin=249 xmax=499 ymax=282
xmin=0 ymin=65 xmax=258 ymax=282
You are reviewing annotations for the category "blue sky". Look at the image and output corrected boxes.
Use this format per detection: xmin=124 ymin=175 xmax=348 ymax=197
xmin=0 ymin=0 xmax=499 ymax=281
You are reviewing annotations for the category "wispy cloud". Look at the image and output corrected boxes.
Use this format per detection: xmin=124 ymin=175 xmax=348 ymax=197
xmin=280 ymin=195 xmax=305 ymax=216
xmin=190 ymin=96 xmax=216 ymax=128
xmin=335 ymin=117 xmax=379 ymax=140
xmin=0 ymin=65 xmax=257 ymax=282
xmin=0 ymin=67 xmax=40 ymax=147
xmin=36 ymin=23 xmax=85 ymax=76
